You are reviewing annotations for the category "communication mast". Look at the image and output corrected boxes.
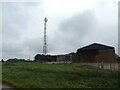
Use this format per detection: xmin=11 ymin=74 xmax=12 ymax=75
xmin=43 ymin=17 xmax=48 ymax=55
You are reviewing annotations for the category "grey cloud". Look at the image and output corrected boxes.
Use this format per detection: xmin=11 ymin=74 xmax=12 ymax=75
xmin=2 ymin=1 xmax=118 ymax=60
xmin=60 ymin=10 xmax=97 ymax=37
xmin=0 ymin=3 xmax=2 ymax=59
xmin=2 ymin=34 xmax=34 ymax=60
xmin=24 ymin=37 xmax=43 ymax=54
xmin=2 ymin=37 xmax=43 ymax=60
xmin=2 ymin=2 xmax=43 ymax=60
xmin=118 ymin=1 xmax=120 ymax=55
xmin=2 ymin=3 xmax=29 ymax=26
xmin=48 ymin=10 xmax=97 ymax=53
xmin=2 ymin=3 xmax=31 ymax=42
xmin=2 ymin=41 xmax=25 ymax=59
xmin=48 ymin=9 xmax=117 ymax=55
xmin=45 ymin=10 xmax=98 ymax=55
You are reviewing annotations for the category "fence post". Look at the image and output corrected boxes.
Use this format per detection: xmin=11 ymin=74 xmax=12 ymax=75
xmin=101 ymin=62 xmax=104 ymax=69
xmin=110 ymin=63 xmax=112 ymax=71
xmin=97 ymin=60 xmax=100 ymax=69
xmin=97 ymin=62 xmax=100 ymax=69
xmin=113 ymin=63 xmax=115 ymax=71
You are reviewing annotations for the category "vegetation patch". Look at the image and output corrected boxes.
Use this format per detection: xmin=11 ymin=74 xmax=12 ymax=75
xmin=2 ymin=62 xmax=118 ymax=88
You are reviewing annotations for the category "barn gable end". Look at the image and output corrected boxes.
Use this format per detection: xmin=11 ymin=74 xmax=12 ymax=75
xmin=72 ymin=43 xmax=116 ymax=63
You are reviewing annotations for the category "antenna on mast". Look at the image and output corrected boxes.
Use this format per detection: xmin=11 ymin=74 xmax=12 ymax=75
xmin=43 ymin=17 xmax=48 ymax=55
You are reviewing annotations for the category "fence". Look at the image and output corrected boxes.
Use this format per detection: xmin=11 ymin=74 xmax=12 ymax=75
xmin=80 ymin=63 xmax=119 ymax=71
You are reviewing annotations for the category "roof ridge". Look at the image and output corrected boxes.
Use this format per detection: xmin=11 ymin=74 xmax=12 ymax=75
xmin=77 ymin=43 xmax=114 ymax=53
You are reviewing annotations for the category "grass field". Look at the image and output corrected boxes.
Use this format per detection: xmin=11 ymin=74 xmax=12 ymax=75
xmin=2 ymin=62 xmax=119 ymax=88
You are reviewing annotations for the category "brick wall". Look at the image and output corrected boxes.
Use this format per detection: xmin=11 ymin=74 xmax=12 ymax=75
xmin=95 ymin=49 xmax=116 ymax=63
xmin=72 ymin=49 xmax=116 ymax=63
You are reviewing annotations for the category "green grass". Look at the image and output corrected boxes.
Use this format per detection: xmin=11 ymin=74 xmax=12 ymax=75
xmin=2 ymin=62 xmax=119 ymax=88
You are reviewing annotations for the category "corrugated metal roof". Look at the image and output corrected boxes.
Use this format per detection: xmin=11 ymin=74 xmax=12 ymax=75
xmin=77 ymin=43 xmax=114 ymax=53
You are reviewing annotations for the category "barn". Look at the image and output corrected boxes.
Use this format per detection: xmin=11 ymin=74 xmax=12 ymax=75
xmin=56 ymin=53 xmax=73 ymax=62
xmin=72 ymin=43 xmax=116 ymax=63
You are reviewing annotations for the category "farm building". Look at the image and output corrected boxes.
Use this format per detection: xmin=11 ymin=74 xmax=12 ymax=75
xmin=56 ymin=55 xmax=66 ymax=62
xmin=56 ymin=54 xmax=70 ymax=62
xmin=72 ymin=43 xmax=116 ymax=63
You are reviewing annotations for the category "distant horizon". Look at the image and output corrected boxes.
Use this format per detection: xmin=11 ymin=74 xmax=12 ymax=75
xmin=1 ymin=42 xmax=118 ymax=61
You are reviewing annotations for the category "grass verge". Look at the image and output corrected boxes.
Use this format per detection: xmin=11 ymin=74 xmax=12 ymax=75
xmin=2 ymin=62 xmax=119 ymax=88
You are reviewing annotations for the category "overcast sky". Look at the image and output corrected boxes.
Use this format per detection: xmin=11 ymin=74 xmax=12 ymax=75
xmin=1 ymin=0 xmax=119 ymax=60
